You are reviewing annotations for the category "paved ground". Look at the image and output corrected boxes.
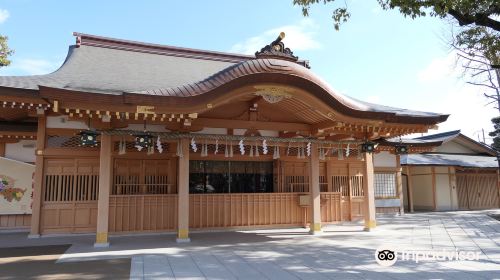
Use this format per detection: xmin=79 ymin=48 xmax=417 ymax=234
xmin=1 ymin=210 xmax=500 ymax=279
xmin=0 ymin=244 xmax=130 ymax=280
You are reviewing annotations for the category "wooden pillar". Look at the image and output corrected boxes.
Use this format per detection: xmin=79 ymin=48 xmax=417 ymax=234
xmin=431 ymin=167 xmax=437 ymax=211
xmin=309 ymin=143 xmax=321 ymax=234
xmin=326 ymin=161 xmax=332 ymax=192
xmin=363 ymin=152 xmax=376 ymax=231
xmin=95 ymin=134 xmax=112 ymax=247
xmin=0 ymin=142 xmax=5 ymax=157
xmin=29 ymin=116 xmax=46 ymax=238
xmin=497 ymin=168 xmax=500 ymax=208
xmin=406 ymin=166 xmax=414 ymax=212
xmin=448 ymin=167 xmax=457 ymax=210
xmin=177 ymin=138 xmax=190 ymax=242
xmin=396 ymin=155 xmax=404 ymax=214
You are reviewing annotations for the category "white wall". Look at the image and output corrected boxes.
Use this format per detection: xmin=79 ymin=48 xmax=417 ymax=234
xmin=46 ymin=116 xmax=88 ymax=129
xmin=405 ymin=166 xmax=459 ymax=211
xmin=5 ymin=140 xmax=36 ymax=163
xmin=410 ymin=166 xmax=434 ymax=210
xmin=374 ymin=151 xmax=397 ymax=168
xmin=436 ymin=141 xmax=475 ymax=154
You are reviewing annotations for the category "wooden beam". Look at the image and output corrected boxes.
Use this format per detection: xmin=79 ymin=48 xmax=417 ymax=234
xmin=177 ymin=138 xmax=190 ymax=242
xmin=396 ymin=155 xmax=404 ymax=214
xmin=363 ymin=152 xmax=376 ymax=231
xmin=406 ymin=166 xmax=414 ymax=213
xmin=432 ymin=167 xmax=437 ymax=211
xmin=29 ymin=115 xmax=46 ymax=238
xmin=95 ymin=134 xmax=113 ymax=247
xmin=193 ymin=118 xmax=311 ymax=132
xmin=0 ymin=142 xmax=4 ymax=157
xmin=309 ymin=143 xmax=321 ymax=234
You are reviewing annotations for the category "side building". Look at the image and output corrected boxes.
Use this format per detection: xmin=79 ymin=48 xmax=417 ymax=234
xmin=402 ymin=130 xmax=499 ymax=211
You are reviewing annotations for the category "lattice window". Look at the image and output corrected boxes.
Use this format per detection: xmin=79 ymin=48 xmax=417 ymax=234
xmin=43 ymin=159 xmax=99 ymax=202
xmin=319 ymin=175 xmax=328 ymax=192
xmin=112 ymin=159 xmax=176 ymax=195
xmin=46 ymin=135 xmax=99 ymax=150
xmin=331 ymin=175 xmax=349 ymax=196
xmin=374 ymin=173 xmax=397 ymax=198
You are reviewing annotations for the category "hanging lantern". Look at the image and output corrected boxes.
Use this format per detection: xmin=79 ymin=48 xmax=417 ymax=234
xmin=78 ymin=130 xmax=99 ymax=147
xmin=395 ymin=144 xmax=409 ymax=154
xmin=361 ymin=141 xmax=377 ymax=153
xmin=134 ymin=133 xmax=153 ymax=149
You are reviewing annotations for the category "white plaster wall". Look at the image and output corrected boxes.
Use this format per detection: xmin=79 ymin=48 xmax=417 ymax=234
xmin=5 ymin=140 xmax=36 ymax=163
xmin=435 ymin=174 xmax=451 ymax=211
xmin=259 ymin=130 xmax=279 ymax=137
xmin=193 ymin=128 xmax=227 ymax=135
xmin=410 ymin=166 xmax=434 ymax=210
xmin=125 ymin=124 xmax=170 ymax=132
xmin=46 ymin=116 xmax=88 ymax=129
xmin=233 ymin=129 xmax=246 ymax=136
xmin=374 ymin=151 xmax=397 ymax=168
xmin=436 ymin=141 xmax=475 ymax=154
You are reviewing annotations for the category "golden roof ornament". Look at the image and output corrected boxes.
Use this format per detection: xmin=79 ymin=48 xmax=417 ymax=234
xmin=255 ymin=32 xmax=299 ymax=63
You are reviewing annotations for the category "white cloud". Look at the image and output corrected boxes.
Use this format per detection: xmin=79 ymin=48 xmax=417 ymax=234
xmin=406 ymin=84 xmax=497 ymax=141
xmin=229 ymin=19 xmax=322 ymax=55
xmin=0 ymin=9 xmax=9 ymax=24
xmin=0 ymin=58 xmax=61 ymax=75
xmin=417 ymin=52 xmax=459 ymax=82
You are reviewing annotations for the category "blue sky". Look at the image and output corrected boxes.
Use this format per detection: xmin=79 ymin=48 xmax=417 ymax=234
xmin=0 ymin=0 xmax=496 ymax=141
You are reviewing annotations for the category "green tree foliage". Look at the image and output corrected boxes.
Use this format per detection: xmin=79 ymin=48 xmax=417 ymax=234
xmin=488 ymin=116 xmax=500 ymax=151
xmin=0 ymin=34 xmax=13 ymax=67
xmin=293 ymin=0 xmax=499 ymax=66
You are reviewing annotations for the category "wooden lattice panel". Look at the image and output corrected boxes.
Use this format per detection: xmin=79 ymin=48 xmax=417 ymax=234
xmin=46 ymin=135 xmax=99 ymax=150
xmin=113 ymin=159 xmax=177 ymax=195
xmin=41 ymin=158 xmax=99 ymax=234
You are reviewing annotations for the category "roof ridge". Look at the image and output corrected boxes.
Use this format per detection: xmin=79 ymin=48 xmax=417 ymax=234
xmin=415 ymin=129 xmax=461 ymax=140
xmin=73 ymin=32 xmax=254 ymax=63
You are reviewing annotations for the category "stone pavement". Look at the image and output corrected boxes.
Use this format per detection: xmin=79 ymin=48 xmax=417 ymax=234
xmin=2 ymin=210 xmax=500 ymax=279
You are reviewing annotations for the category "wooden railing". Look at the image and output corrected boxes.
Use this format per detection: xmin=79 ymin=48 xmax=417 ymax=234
xmin=189 ymin=193 xmax=305 ymax=229
xmin=109 ymin=194 xmax=178 ymax=233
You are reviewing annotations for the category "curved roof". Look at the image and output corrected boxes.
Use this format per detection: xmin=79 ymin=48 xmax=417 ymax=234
xmin=0 ymin=33 xmax=448 ymax=124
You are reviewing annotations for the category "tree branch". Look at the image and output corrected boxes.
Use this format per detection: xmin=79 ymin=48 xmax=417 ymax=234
xmin=448 ymin=8 xmax=500 ymax=31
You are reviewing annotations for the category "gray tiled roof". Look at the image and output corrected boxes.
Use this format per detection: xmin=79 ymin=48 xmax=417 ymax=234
xmin=401 ymin=153 xmax=498 ymax=168
xmin=0 ymin=45 xmax=237 ymax=94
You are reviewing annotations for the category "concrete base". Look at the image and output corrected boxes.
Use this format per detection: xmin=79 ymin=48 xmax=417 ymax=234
xmin=176 ymin=238 xmax=191 ymax=243
xmin=363 ymin=227 xmax=375 ymax=232
xmin=309 ymin=230 xmax=323 ymax=235
xmin=94 ymin=242 xmax=110 ymax=248
xmin=27 ymin=234 xmax=41 ymax=239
